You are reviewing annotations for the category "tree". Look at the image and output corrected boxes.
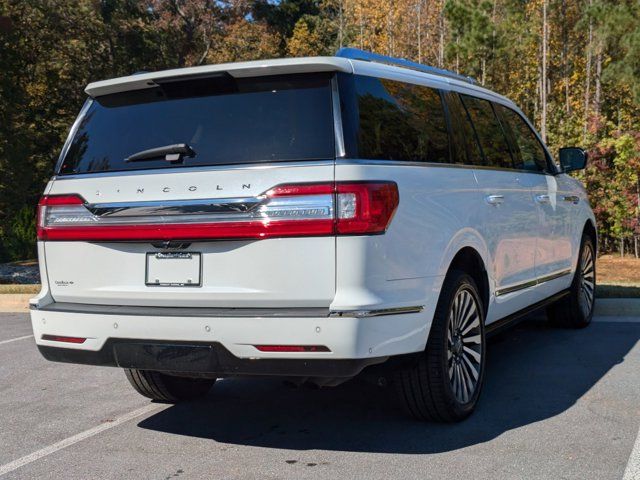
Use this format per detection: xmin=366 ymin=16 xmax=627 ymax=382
xmin=2 ymin=0 xmax=640 ymax=259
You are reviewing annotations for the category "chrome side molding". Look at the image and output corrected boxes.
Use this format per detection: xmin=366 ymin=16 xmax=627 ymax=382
xmin=329 ymin=305 xmax=424 ymax=318
xmin=495 ymin=269 xmax=572 ymax=297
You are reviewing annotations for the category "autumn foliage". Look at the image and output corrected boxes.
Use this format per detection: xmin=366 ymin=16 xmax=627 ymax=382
xmin=0 ymin=0 xmax=639 ymax=259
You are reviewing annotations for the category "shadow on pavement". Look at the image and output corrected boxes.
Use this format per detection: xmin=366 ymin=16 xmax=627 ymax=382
xmin=138 ymin=315 xmax=640 ymax=454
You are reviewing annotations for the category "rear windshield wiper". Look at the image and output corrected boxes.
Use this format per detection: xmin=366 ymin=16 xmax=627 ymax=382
xmin=124 ymin=143 xmax=195 ymax=163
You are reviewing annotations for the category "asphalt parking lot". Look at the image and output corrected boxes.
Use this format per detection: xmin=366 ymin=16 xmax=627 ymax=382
xmin=1 ymin=311 xmax=639 ymax=480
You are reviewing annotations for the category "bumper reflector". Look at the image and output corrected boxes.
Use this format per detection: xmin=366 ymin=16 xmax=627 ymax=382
xmin=253 ymin=345 xmax=331 ymax=353
xmin=41 ymin=334 xmax=87 ymax=344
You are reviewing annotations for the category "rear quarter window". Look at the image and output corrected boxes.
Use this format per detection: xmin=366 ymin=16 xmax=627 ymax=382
xmin=353 ymin=75 xmax=450 ymax=163
xmin=58 ymin=73 xmax=335 ymax=175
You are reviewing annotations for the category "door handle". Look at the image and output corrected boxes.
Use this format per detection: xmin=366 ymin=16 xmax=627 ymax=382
xmin=535 ymin=194 xmax=551 ymax=204
xmin=485 ymin=194 xmax=504 ymax=206
xmin=563 ymin=195 xmax=580 ymax=204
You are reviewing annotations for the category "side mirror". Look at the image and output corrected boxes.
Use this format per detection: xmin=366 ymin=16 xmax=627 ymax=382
xmin=559 ymin=147 xmax=588 ymax=173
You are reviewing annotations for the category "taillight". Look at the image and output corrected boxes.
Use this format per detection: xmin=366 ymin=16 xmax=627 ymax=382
xmin=37 ymin=182 xmax=398 ymax=241
xmin=335 ymin=182 xmax=399 ymax=234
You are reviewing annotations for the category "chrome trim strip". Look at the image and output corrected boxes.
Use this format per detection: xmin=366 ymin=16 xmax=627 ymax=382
xmin=495 ymin=280 xmax=537 ymax=297
xmin=495 ymin=269 xmax=572 ymax=297
xmin=538 ymin=269 xmax=573 ymax=284
xmin=87 ymin=197 xmax=262 ymax=217
xmin=32 ymin=302 xmax=330 ymax=318
xmin=331 ymin=76 xmax=346 ymax=158
xmin=329 ymin=305 xmax=424 ymax=318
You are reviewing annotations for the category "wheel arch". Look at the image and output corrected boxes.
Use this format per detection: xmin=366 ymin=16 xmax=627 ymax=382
xmin=446 ymin=247 xmax=490 ymax=318
xmin=583 ymin=219 xmax=598 ymax=254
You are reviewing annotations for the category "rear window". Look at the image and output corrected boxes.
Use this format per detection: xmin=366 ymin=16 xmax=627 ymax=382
xmin=58 ymin=73 xmax=335 ymax=175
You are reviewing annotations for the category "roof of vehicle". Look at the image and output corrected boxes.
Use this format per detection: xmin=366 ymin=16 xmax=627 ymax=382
xmin=84 ymin=53 xmax=515 ymax=109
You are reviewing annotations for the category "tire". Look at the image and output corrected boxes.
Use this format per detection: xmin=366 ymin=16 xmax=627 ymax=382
xmin=547 ymin=234 xmax=596 ymax=328
xmin=395 ymin=269 xmax=486 ymax=422
xmin=124 ymin=369 xmax=215 ymax=402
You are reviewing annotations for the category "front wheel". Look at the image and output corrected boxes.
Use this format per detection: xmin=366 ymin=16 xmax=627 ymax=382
xmin=395 ymin=270 xmax=486 ymax=422
xmin=547 ymin=234 xmax=596 ymax=328
xmin=124 ymin=369 xmax=215 ymax=402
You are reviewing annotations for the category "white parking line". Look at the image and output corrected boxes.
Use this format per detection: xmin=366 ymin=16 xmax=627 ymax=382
xmin=624 ymin=426 xmax=640 ymax=480
xmin=0 ymin=403 xmax=162 ymax=477
xmin=0 ymin=334 xmax=33 ymax=346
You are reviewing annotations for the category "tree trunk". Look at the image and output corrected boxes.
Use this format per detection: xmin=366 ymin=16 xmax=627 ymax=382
xmin=634 ymin=236 xmax=639 ymax=259
xmin=417 ymin=1 xmax=421 ymax=62
xmin=594 ymin=47 xmax=602 ymax=118
xmin=584 ymin=0 xmax=593 ymax=139
xmin=621 ymin=237 xmax=625 ymax=258
xmin=491 ymin=0 xmax=498 ymax=84
xmin=387 ymin=11 xmax=394 ymax=56
xmin=482 ymin=57 xmax=486 ymax=85
xmin=439 ymin=12 xmax=445 ymax=68
xmin=359 ymin=8 xmax=364 ymax=50
xmin=562 ymin=0 xmax=570 ymax=114
xmin=338 ymin=0 xmax=344 ymax=48
xmin=541 ymin=0 xmax=548 ymax=142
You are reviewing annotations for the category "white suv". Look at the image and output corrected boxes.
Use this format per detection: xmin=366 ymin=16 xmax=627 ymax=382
xmin=31 ymin=49 xmax=596 ymax=421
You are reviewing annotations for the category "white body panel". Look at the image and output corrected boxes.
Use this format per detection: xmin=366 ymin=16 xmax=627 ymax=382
xmin=31 ymin=309 xmax=428 ymax=360
xmin=32 ymin=55 xmax=596 ymax=370
xmin=41 ymin=163 xmax=336 ymax=308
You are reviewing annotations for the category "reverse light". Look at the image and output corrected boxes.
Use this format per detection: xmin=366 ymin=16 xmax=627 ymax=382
xmin=37 ymin=181 xmax=399 ymax=241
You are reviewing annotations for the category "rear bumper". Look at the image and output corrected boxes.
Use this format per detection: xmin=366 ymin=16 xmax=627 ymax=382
xmin=30 ymin=302 xmax=429 ymax=376
xmin=37 ymin=340 xmax=385 ymax=377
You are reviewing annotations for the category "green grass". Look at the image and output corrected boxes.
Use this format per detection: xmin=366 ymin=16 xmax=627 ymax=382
xmin=0 ymin=284 xmax=40 ymax=294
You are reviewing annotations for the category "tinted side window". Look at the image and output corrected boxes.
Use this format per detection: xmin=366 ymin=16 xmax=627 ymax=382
xmin=460 ymin=94 xmax=513 ymax=169
xmin=354 ymin=75 xmax=449 ymax=163
xmin=445 ymin=92 xmax=483 ymax=166
xmin=497 ymin=105 xmax=549 ymax=172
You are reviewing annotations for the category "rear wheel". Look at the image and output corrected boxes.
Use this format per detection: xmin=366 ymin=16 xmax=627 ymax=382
xmin=547 ymin=234 xmax=596 ymax=328
xmin=395 ymin=270 xmax=486 ymax=422
xmin=124 ymin=369 xmax=215 ymax=402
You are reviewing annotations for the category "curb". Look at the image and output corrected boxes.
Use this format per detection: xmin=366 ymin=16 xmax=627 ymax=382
xmin=594 ymin=298 xmax=640 ymax=317
xmin=0 ymin=294 xmax=32 ymax=313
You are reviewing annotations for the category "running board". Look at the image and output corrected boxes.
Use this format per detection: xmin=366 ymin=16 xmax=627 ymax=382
xmin=485 ymin=289 xmax=570 ymax=337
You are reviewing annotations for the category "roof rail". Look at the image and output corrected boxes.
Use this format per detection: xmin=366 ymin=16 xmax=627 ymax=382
xmin=336 ymin=47 xmax=478 ymax=85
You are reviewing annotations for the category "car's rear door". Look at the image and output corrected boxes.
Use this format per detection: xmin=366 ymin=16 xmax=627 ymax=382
xmin=448 ymin=93 xmax=541 ymax=320
xmin=40 ymin=73 xmax=338 ymax=308
xmin=495 ymin=104 xmax=575 ymax=295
